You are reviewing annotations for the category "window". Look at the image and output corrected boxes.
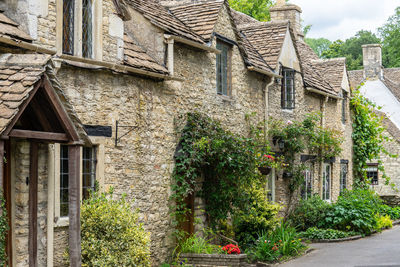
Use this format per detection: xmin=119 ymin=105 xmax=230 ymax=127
xmin=266 ymin=171 xmax=275 ymax=202
xmin=82 ymin=0 xmax=93 ymax=58
xmin=342 ymin=90 xmax=348 ymax=124
xmin=62 ymin=0 xmax=75 ymax=55
xmin=82 ymin=147 xmax=97 ymax=199
xmin=322 ymin=163 xmax=331 ymax=201
xmin=340 ymin=162 xmax=348 ymax=194
xmin=216 ymin=39 xmax=231 ymax=96
xmin=61 ymin=0 xmax=95 ymax=58
xmin=301 ymin=167 xmax=313 ymax=200
xmin=281 ymin=68 xmax=295 ymax=109
xmin=366 ymin=164 xmax=379 ymax=185
xmin=60 ymin=145 xmax=69 ymax=217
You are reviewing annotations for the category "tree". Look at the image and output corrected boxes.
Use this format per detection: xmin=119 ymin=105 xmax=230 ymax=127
xmin=321 ymin=40 xmax=344 ymax=59
xmin=228 ymin=0 xmax=276 ymax=21
xmin=305 ymin=37 xmax=331 ymax=57
xmin=379 ymin=7 xmax=400 ymax=68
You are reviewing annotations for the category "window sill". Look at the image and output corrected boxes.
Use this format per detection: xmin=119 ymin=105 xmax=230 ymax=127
xmin=217 ymin=94 xmax=234 ymax=102
xmin=281 ymin=108 xmax=294 ymax=114
xmin=54 ymin=217 xmax=69 ymax=228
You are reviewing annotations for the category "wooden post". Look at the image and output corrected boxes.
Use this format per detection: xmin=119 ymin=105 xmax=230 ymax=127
xmin=0 ymin=140 xmax=4 ymax=197
xmin=29 ymin=141 xmax=38 ymax=267
xmin=68 ymin=145 xmax=81 ymax=267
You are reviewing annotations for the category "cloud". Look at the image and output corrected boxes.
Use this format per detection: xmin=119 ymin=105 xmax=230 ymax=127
xmin=289 ymin=0 xmax=399 ymax=41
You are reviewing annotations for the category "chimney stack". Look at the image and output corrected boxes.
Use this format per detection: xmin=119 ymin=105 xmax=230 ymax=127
xmin=270 ymin=2 xmax=303 ymax=39
xmin=362 ymin=44 xmax=383 ymax=80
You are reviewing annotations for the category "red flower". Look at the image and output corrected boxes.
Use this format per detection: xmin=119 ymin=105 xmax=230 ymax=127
xmin=222 ymin=244 xmax=241 ymax=254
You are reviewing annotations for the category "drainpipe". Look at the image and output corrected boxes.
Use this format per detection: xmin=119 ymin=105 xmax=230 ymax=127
xmin=319 ymin=96 xmax=329 ymax=197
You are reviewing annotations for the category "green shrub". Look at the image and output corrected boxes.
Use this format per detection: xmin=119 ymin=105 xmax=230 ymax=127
xmin=80 ymin=190 xmax=150 ymax=267
xmin=376 ymin=215 xmax=393 ymax=230
xmin=299 ymin=227 xmax=358 ymax=240
xmin=248 ymin=222 xmax=306 ymax=263
xmin=177 ymin=234 xmax=223 ymax=254
xmin=380 ymin=205 xmax=400 ymax=220
xmin=233 ymin=184 xmax=281 ymax=248
xmin=323 ymin=189 xmax=381 ymax=234
xmin=288 ymin=195 xmax=331 ymax=231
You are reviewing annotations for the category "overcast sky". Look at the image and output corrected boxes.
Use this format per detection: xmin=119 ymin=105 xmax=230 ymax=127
xmin=289 ymin=0 xmax=399 ymax=41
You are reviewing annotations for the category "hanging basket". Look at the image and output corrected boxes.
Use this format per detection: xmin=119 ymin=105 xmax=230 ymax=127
xmin=258 ymin=166 xmax=272 ymax=175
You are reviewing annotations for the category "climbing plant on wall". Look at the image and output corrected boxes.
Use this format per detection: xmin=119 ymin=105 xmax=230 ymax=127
xmin=171 ymin=112 xmax=272 ymax=237
xmin=0 ymin=192 xmax=8 ymax=265
xmin=351 ymin=90 xmax=397 ymax=187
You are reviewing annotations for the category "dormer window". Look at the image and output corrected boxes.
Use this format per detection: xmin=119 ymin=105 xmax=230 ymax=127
xmin=281 ymin=68 xmax=295 ymax=109
xmin=61 ymin=0 xmax=98 ymax=59
xmin=216 ymin=39 xmax=232 ymax=96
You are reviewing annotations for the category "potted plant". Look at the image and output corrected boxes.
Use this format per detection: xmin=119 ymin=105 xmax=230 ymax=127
xmin=257 ymin=154 xmax=282 ymax=175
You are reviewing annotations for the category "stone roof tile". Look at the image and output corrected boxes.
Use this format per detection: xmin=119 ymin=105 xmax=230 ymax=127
xmin=313 ymin=58 xmax=347 ymax=93
xmin=0 ymin=12 xmax=32 ymax=42
xmin=123 ymin=34 xmax=169 ymax=74
xmin=169 ymin=0 xmax=224 ymax=41
xmin=127 ymin=0 xmax=204 ymax=43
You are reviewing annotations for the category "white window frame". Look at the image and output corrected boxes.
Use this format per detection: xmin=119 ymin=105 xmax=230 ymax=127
xmin=302 ymin=167 xmax=313 ymax=200
xmin=322 ymin=163 xmax=331 ymax=202
xmin=56 ymin=0 xmax=103 ymax=60
xmin=51 ymin=137 xmax=105 ymax=227
xmin=340 ymin=162 xmax=348 ymax=194
xmin=266 ymin=169 xmax=276 ymax=202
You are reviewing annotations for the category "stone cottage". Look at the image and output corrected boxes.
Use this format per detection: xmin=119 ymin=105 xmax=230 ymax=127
xmin=349 ymin=44 xmax=400 ymax=203
xmin=0 ymin=0 xmax=353 ymax=266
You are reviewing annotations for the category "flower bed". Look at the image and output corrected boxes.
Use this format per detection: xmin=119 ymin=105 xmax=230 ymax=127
xmin=179 ymin=253 xmax=247 ymax=267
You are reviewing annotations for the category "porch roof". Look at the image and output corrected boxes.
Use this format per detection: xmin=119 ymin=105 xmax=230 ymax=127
xmin=0 ymin=53 xmax=89 ymax=144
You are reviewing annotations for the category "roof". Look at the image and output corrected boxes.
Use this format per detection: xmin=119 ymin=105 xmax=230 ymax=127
xmin=169 ymin=0 xmax=224 ymax=42
xmin=295 ymin=40 xmax=336 ymax=94
xmin=239 ymin=21 xmax=288 ymax=69
xmin=312 ymin=58 xmax=347 ymax=93
xmin=127 ymin=0 xmax=204 ymax=44
xmin=123 ymin=34 xmax=169 ymax=74
xmin=377 ymin=110 xmax=400 ymax=143
xmin=348 ymin=69 xmax=364 ymax=90
xmin=0 ymin=12 xmax=32 ymax=42
xmin=230 ymin=8 xmax=259 ymax=26
xmin=0 ymin=54 xmax=89 ymax=143
xmin=240 ymin=33 xmax=274 ymax=72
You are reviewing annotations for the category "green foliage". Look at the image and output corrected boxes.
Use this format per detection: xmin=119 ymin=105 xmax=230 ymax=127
xmin=305 ymin=37 xmax=332 ymax=57
xmin=172 ymin=112 xmax=267 ymax=232
xmin=299 ymin=228 xmax=358 ymax=240
xmin=248 ymin=222 xmax=305 ymax=263
xmin=376 ymin=215 xmax=393 ymax=231
xmin=177 ymin=234 xmax=223 ymax=254
xmin=379 ymin=7 xmax=400 ymax=68
xmin=288 ymin=195 xmax=331 ymax=231
xmin=321 ymin=31 xmax=381 ymax=70
xmin=323 ymin=189 xmax=382 ymax=235
xmin=0 ymin=193 xmax=8 ymax=265
xmin=79 ymin=189 xmax=151 ymax=267
xmin=350 ymin=90 xmax=396 ymax=187
xmin=228 ymin=0 xmax=275 ymax=22
xmin=380 ymin=205 xmax=400 ymax=220
xmin=269 ymin=113 xmax=342 ymax=195
xmin=233 ymin=183 xmax=281 ymax=247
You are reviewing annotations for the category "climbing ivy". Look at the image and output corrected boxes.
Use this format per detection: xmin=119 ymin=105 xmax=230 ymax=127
xmin=0 ymin=192 xmax=8 ymax=265
xmin=268 ymin=113 xmax=343 ymax=202
xmin=351 ymin=90 xmax=397 ymax=187
xmin=171 ymin=112 xmax=268 ymax=236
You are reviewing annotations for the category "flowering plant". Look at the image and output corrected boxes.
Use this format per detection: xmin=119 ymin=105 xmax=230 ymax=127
xmin=257 ymin=153 xmax=283 ymax=169
xmin=222 ymin=244 xmax=241 ymax=254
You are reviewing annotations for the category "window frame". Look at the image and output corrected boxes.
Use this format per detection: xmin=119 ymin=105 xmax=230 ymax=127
xmin=322 ymin=163 xmax=331 ymax=201
xmin=281 ymin=68 xmax=296 ymax=110
xmin=301 ymin=165 xmax=313 ymax=200
xmin=216 ymin=38 xmax=232 ymax=96
xmin=366 ymin=163 xmax=379 ymax=185
xmin=340 ymin=162 xmax=348 ymax=194
xmin=52 ymin=140 xmax=105 ymax=227
xmin=57 ymin=0 xmax=102 ymax=59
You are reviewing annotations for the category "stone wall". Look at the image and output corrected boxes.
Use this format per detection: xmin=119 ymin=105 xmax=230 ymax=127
xmin=12 ymin=140 xmax=49 ymax=267
xmin=57 ymin=7 xmax=269 ymax=264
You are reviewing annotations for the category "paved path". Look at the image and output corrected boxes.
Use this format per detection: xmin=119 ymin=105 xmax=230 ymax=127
xmin=279 ymin=225 xmax=400 ymax=267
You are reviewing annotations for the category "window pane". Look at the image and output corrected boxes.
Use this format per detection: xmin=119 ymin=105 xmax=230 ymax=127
xmin=282 ymin=69 xmax=295 ymax=109
xmin=60 ymin=145 xmax=69 ymax=217
xmin=63 ymin=0 xmax=75 ymax=55
xmin=82 ymin=0 xmax=93 ymax=58
xmin=216 ymin=40 xmax=230 ymax=96
xmin=82 ymin=147 xmax=97 ymax=199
